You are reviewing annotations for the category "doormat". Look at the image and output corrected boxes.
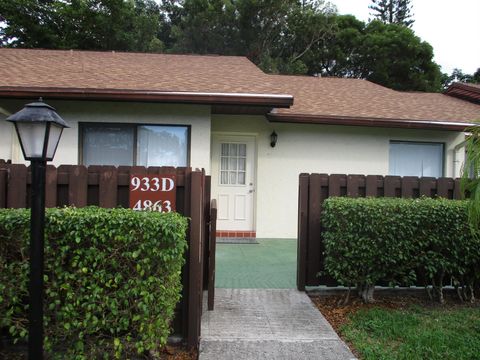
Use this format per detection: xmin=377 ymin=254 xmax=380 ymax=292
xmin=216 ymin=237 xmax=259 ymax=244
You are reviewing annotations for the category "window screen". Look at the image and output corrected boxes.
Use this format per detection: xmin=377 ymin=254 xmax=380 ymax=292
xmin=389 ymin=141 xmax=443 ymax=177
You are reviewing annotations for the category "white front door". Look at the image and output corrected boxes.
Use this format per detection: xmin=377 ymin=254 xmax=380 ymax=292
xmin=211 ymin=135 xmax=255 ymax=231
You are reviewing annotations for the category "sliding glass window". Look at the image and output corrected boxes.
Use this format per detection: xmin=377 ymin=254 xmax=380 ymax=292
xmin=82 ymin=124 xmax=189 ymax=167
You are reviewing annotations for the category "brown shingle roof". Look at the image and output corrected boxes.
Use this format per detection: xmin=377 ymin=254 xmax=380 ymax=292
xmin=268 ymin=75 xmax=480 ymax=124
xmin=445 ymin=82 xmax=480 ymax=104
xmin=1 ymin=48 xmax=274 ymax=93
xmin=1 ymin=48 xmax=480 ymax=130
xmin=0 ymin=48 xmax=293 ymax=107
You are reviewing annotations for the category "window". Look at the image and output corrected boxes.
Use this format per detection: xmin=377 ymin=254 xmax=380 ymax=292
xmin=220 ymin=143 xmax=246 ymax=185
xmin=82 ymin=124 xmax=189 ymax=167
xmin=389 ymin=141 xmax=443 ymax=178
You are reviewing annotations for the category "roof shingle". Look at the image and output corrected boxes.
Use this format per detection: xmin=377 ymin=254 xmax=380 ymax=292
xmin=1 ymin=48 xmax=480 ymax=127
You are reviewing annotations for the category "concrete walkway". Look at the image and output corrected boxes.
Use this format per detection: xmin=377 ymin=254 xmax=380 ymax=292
xmin=199 ymin=289 xmax=356 ymax=360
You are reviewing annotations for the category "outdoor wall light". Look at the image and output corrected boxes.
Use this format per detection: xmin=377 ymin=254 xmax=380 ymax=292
xmin=270 ymin=131 xmax=278 ymax=148
xmin=7 ymin=99 xmax=68 ymax=359
xmin=7 ymin=99 xmax=69 ymax=161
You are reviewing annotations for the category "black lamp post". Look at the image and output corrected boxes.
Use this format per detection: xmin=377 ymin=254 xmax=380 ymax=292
xmin=6 ymin=99 xmax=68 ymax=359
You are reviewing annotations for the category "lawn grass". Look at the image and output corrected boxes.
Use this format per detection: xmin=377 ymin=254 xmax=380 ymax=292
xmin=341 ymin=305 xmax=480 ymax=360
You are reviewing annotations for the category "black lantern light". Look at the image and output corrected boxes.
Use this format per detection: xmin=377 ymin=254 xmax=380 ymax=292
xmin=270 ymin=130 xmax=278 ymax=148
xmin=7 ymin=99 xmax=69 ymax=161
xmin=7 ymin=99 xmax=68 ymax=359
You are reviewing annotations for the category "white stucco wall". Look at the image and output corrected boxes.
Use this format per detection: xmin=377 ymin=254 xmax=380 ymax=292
xmin=0 ymin=99 xmax=211 ymax=171
xmin=212 ymin=115 xmax=466 ymax=239
xmin=0 ymin=99 xmax=468 ymax=239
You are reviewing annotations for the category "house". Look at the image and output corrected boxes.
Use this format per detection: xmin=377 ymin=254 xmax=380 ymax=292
xmin=1 ymin=48 xmax=480 ymax=239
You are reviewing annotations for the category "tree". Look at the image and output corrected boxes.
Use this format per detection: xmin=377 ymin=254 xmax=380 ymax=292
xmin=300 ymin=16 xmax=442 ymax=92
xmin=302 ymin=14 xmax=365 ymax=77
xmin=369 ymin=0 xmax=414 ymax=27
xmin=1 ymin=0 xmax=442 ymax=91
xmin=359 ymin=20 xmax=440 ymax=91
xmin=168 ymin=0 xmax=241 ymax=55
xmin=0 ymin=0 xmax=165 ymax=52
xmin=167 ymin=0 xmax=336 ymax=74
xmin=442 ymin=67 xmax=480 ymax=89
xmin=474 ymin=68 xmax=480 ymax=83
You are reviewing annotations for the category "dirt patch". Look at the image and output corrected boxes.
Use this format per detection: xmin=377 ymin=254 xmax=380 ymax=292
xmin=160 ymin=345 xmax=197 ymax=360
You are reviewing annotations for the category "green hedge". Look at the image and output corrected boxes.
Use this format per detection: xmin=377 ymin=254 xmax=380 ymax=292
xmin=322 ymin=197 xmax=480 ymax=302
xmin=0 ymin=207 xmax=188 ymax=358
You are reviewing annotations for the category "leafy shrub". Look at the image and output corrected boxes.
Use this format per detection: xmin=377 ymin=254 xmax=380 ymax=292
xmin=0 ymin=207 xmax=188 ymax=358
xmin=322 ymin=197 xmax=480 ymax=303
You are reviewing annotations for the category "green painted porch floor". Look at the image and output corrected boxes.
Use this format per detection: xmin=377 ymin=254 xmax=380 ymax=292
xmin=215 ymin=239 xmax=297 ymax=289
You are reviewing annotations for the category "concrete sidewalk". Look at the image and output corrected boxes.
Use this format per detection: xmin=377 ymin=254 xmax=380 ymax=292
xmin=199 ymin=289 xmax=356 ymax=360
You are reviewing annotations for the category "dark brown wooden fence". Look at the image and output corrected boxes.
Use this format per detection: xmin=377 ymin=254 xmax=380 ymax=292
xmin=207 ymin=199 xmax=217 ymax=311
xmin=297 ymin=173 xmax=463 ymax=291
xmin=0 ymin=161 xmax=213 ymax=348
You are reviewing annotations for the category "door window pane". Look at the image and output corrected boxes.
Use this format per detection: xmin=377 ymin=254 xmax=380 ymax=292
xmin=238 ymin=172 xmax=246 ymax=184
xmin=83 ymin=125 xmax=134 ymax=166
xmin=137 ymin=126 xmax=188 ymax=167
xmin=239 ymin=144 xmax=246 ymax=157
xmin=220 ymin=142 xmax=247 ymax=185
xmin=221 ymin=143 xmax=229 ymax=156
xmin=389 ymin=141 xmax=443 ymax=177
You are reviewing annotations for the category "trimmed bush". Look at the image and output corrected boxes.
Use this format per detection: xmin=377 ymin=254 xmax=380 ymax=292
xmin=322 ymin=197 xmax=480 ymax=303
xmin=0 ymin=207 xmax=188 ymax=358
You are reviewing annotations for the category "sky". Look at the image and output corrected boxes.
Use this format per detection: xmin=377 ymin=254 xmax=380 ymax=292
xmin=332 ymin=0 xmax=480 ymax=75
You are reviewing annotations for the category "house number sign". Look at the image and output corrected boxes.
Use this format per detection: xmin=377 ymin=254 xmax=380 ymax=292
xmin=129 ymin=174 xmax=176 ymax=212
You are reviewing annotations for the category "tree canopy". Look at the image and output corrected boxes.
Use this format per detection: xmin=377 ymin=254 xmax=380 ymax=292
xmin=0 ymin=0 xmax=166 ymax=52
xmin=0 ymin=0 xmax=444 ymax=91
xmin=443 ymin=68 xmax=480 ymax=89
xmin=369 ymin=0 xmax=414 ymax=27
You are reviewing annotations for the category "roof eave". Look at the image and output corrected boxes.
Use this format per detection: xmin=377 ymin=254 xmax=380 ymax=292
xmin=267 ymin=113 xmax=475 ymax=131
xmin=445 ymin=83 xmax=480 ymax=104
xmin=0 ymin=87 xmax=294 ymax=108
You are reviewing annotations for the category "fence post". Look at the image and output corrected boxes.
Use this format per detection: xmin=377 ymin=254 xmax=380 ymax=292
xmin=297 ymin=173 xmax=309 ymax=291
xmin=454 ymin=178 xmax=462 ymax=199
xmin=203 ymin=176 xmax=212 ymax=291
xmin=401 ymin=176 xmax=418 ymax=198
xmin=68 ymin=165 xmax=88 ymax=207
xmin=347 ymin=175 xmax=363 ymax=197
xmin=186 ymin=171 xmax=203 ymax=348
xmin=306 ymin=174 xmax=324 ymax=286
xmin=7 ymin=164 xmax=28 ymax=208
xmin=0 ymin=169 xmax=7 ymax=208
xmin=437 ymin=178 xmax=453 ymax=198
xmin=208 ymin=199 xmax=217 ymax=311
xmin=45 ymin=165 xmax=58 ymax=207
xmin=419 ymin=177 xmax=436 ymax=197
xmin=98 ymin=166 xmax=118 ymax=208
